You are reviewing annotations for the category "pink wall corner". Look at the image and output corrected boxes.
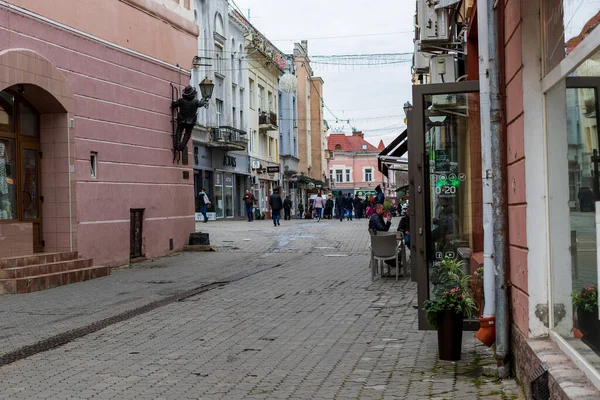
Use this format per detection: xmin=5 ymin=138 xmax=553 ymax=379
xmin=508 ymin=205 xmax=528 ymax=248
xmin=507 ymin=160 xmax=526 ymax=205
xmin=511 ymin=286 xmax=529 ymax=337
xmin=509 ymin=245 xmax=528 ymax=293
xmin=507 ymin=115 xmax=524 ymax=163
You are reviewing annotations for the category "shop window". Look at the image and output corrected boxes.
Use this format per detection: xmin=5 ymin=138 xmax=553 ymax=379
xmin=0 ymin=138 xmax=16 ymax=220
xmin=0 ymin=91 xmax=14 ymax=131
xmin=90 ymin=152 xmax=97 ymax=179
xmin=542 ymin=1 xmax=600 ymax=74
xmin=19 ymin=100 xmax=37 ymax=137
xmin=548 ymin=48 xmax=600 ymax=368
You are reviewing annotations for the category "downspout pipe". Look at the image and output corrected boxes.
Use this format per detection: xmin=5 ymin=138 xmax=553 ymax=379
xmin=488 ymin=0 xmax=510 ymax=375
xmin=477 ymin=0 xmax=496 ymax=322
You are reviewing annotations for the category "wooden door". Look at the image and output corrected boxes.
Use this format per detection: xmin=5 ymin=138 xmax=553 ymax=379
xmin=130 ymin=209 xmax=144 ymax=259
xmin=20 ymin=144 xmax=42 ymax=252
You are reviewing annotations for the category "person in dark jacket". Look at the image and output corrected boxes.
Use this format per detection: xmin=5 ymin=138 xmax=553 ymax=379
xmin=369 ymin=204 xmax=392 ymax=232
xmin=325 ymin=195 xmax=334 ymax=219
xmin=374 ymin=184 xmax=385 ymax=205
xmin=283 ymin=196 xmax=292 ymax=220
xmin=397 ymin=207 xmax=410 ymax=246
xmin=335 ymin=191 xmax=345 ymax=221
xmin=269 ymin=187 xmax=283 ymax=227
xmin=344 ymin=193 xmax=354 ymax=221
xmin=353 ymin=195 xmax=363 ymax=219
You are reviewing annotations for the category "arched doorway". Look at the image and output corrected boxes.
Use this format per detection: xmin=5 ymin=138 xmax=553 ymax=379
xmin=0 ymin=89 xmax=43 ymax=251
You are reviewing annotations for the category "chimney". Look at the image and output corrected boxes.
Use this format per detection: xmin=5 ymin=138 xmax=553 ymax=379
xmin=301 ymin=40 xmax=308 ymax=54
xmin=352 ymin=131 xmax=364 ymax=138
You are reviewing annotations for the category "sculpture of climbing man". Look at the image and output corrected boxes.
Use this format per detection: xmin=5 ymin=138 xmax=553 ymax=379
xmin=171 ymin=85 xmax=209 ymax=152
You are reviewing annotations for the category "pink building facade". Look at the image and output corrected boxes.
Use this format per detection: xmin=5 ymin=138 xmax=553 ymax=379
xmin=327 ymin=132 xmax=388 ymax=198
xmin=0 ymin=0 xmax=199 ymax=266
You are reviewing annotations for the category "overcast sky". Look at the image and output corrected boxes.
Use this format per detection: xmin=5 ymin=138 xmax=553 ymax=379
xmin=233 ymin=0 xmax=415 ymax=147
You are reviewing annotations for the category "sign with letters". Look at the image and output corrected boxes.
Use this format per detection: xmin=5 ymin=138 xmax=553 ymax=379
xmin=267 ymin=166 xmax=280 ymax=173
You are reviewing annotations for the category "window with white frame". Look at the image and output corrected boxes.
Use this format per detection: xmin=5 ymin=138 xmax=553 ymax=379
xmin=249 ymin=79 xmax=254 ymax=109
xmin=215 ymin=44 xmax=224 ymax=76
xmin=258 ymin=85 xmax=264 ymax=111
xmin=268 ymin=91 xmax=273 ymax=112
xmin=364 ymin=168 xmax=373 ymax=182
xmin=345 ymin=169 xmax=351 ymax=182
xmin=335 ymin=169 xmax=343 ymax=183
xmin=216 ymin=99 xmax=223 ymax=127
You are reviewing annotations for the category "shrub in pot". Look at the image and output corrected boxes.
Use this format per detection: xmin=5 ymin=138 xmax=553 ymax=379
xmin=573 ymin=285 xmax=599 ymax=352
xmin=423 ymin=258 xmax=477 ymax=361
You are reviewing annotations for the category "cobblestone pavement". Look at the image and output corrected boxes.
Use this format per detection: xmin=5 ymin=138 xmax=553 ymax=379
xmin=0 ymin=217 xmax=525 ymax=399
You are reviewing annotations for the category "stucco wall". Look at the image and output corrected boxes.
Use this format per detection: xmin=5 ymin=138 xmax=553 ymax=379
xmin=1 ymin=5 xmax=195 ymax=266
xmin=7 ymin=0 xmax=197 ymax=68
xmin=503 ymin=0 xmax=529 ymax=337
xmin=328 ymin=153 xmax=384 ymax=190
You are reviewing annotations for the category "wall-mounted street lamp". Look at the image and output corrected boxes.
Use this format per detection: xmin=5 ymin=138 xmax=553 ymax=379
xmin=199 ymin=76 xmax=215 ymax=109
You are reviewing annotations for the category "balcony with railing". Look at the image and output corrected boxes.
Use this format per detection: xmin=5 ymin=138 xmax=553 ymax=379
xmin=259 ymin=110 xmax=278 ymax=131
xmin=209 ymin=126 xmax=248 ymax=151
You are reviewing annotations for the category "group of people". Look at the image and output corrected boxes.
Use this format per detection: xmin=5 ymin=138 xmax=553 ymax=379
xmin=199 ymin=183 xmax=410 ymax=241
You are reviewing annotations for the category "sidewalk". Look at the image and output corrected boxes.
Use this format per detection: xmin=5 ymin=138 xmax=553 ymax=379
xmin=1 ymin=218 xmax=525 ymax=399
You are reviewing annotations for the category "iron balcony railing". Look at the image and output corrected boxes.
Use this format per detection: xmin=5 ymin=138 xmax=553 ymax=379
xmin=211 ymin=126 xmax=248 ymax=143
xmin=259 ymin=111 xmax=278 ymax=127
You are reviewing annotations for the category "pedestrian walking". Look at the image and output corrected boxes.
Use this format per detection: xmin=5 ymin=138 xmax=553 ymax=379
xmin=374 ymin=184 xmax=385 ymax=205
xmin=335 ymin=191 xmax=345 ymax=222
xmin=344 ymin=193 xmax=354 ymax=221
xmin=198 ymin=188 xmax=211 ymax=223
xmin=269 ymin=187 xmax=283 ymax=227
xmin=298 ymin=201 xmax=304 ymax=219
xmin=353 ymin=195 xmax=362 ymax=219
xmin=325 ymin=194 xmax=334 ymax=219
xmin=313 ymin=193 xmax=325 ymax=221
xmin=242 ymin=189 xmax=255 ymax=222
xmin=283 ymin=196 xmax=292 ymax=220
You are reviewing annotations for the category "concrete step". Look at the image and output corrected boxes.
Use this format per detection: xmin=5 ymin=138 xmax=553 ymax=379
xmin=0 ymin=258 xmax=94 ymax=279
xmin=0 ymin=265 xmax=111 ymax=294
xmin=0 ymin=252 xmax=79 ymax=269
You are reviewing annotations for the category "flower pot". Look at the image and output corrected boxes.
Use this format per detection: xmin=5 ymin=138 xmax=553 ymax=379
xmin=475 ymin=316 xmax=496 ymax=347
xmin=437 ymin=310 xmax=464 ymax=361
xmin=577 ymin=308 xmax=600 ymax=352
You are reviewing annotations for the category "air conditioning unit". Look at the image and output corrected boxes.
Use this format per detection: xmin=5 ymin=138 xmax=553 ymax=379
xmin=429 ymin=55 xmax=457 ymax=83
xmin=418 ymin=0 xmax=451 ymax=42
xmin=252 ymin=176 xmax=259 ymax=184
xmin=414 ymin=40 xmax=431 ymax=73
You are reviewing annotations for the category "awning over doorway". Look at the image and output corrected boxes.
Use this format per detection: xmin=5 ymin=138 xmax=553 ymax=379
xmin=378 ymin=129 xmax=408 ymax=178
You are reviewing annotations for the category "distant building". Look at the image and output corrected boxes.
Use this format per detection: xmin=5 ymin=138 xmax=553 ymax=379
xmin=327 ymin=132 xmax=389 ymax=200
xmin=191 ymin=0 xmax=251 ymax=220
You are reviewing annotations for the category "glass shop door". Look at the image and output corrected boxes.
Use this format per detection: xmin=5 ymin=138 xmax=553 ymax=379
xmin=409 ymin=81 xmax=482 ymax=330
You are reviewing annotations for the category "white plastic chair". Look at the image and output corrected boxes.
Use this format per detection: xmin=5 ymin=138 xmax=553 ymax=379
xmin=369 ymin=231 xmax=399 ymax=281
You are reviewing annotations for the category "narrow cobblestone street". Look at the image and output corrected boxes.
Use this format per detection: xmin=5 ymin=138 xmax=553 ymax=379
xmin=0 ymin=218 xmax=524 ymax=399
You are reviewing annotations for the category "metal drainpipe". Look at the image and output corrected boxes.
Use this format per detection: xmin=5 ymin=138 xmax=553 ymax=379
xmin=488 ymin=0 xmax=510 ymax=375
xmin=478 ymin=0 xmax=496 ymax=321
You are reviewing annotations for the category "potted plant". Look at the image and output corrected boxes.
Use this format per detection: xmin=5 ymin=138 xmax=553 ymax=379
xmin=423 ymin=258 xmax=477 ymax=361
xmin=573 ymin=285 xmax=599 ymax=351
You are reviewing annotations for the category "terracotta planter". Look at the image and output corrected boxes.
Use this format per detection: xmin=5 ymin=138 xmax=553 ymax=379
xmin=437 ymin=310 xmax=464 ymax=361
xmin=475 ymin=316 xmax=496 ymax=347
xmin=577 ymin=308 xmax=600 ymax=352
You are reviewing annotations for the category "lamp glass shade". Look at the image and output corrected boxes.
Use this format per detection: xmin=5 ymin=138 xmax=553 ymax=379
xmin=199 ymin=77 xmax=215 ymax=99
